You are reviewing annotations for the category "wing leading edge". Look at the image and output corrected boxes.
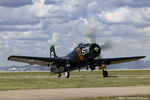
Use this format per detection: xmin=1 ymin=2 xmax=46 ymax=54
xmin=94 ymin=56 xmax=146 ymax=65
xmin=8 ymin=55 xmax=66 ymax=66
xmin=8 ymin=55 xmax=145 ymax=67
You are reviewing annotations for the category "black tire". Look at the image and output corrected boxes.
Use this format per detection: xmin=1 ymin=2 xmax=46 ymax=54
xmin=58 ymin=73 xmax=61 ymax=78
xmin=102 ymin=70 xmax=108 ymax=77
xmin=65 ymin=71 xmax=70 ymax=78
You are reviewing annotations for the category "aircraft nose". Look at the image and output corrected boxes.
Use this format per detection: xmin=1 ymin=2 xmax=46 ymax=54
xmin=94 ymin=46 xmax=100 ymax=52
xmin=90 ymin=43 xmax=101 ymax=57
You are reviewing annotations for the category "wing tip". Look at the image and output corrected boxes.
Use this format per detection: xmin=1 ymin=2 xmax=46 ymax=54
xmin=140 ymin=56 xmax=146 ymax=59
xmin=8 ymin=55 xmax=15 ymax=60
xmin=8 ymin=56 xmax=12 ymax=60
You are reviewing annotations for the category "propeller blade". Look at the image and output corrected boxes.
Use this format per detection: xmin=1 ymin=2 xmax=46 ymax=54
xmin=101 ymin=40 xmax=113 ymax=50
xmin=85 ymin=28 xmax=114 ymax=52
xmin=85 ymin=28 xmax=96 ymax=43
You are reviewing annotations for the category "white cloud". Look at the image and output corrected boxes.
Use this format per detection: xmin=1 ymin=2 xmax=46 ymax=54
xmin=144 ymin=27 xmax=150 ymax=36
xmin=48 ymin=32 xmax=73 ymax=44
xmin=0 ymin=0 xmax=150 ymax=66
xmin=0 ymin=6 xmax=38 ymax=25
xmin=48 ymin=32 xmax=59 ymax=43
xmin=4 ymin=44 xmax=11 ymax=49
xmin=98 ymin=7 xmax=150 ymax=27
xmin=0 ymin=31 xmax=32 ymax=40
xmin=102 ymin=0 xmax=150 ymax=8
xmin=0 ymin=51 xmax=2 ymax=55
xmin=0 ymin=0 xmax=32 ymax=7
xmin=29 ymin=0 xmax=49 ymax=17
xmin=99 ymin=7 xmax=131 ymax=23
xmin=87 ymin=2 xmax=99 ymax=13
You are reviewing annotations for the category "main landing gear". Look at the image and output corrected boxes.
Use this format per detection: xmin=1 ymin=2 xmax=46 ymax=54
xmin=58 ymin=60 xmax=71 ymax=78
xmin=58 ymin=73 xmax=61 ymax=78
xmin=57 ymin=71 xmax=70 ymax=78
xmin=65 ymin=71 xmax=70 ymax=78
xmin=102 ymin=70 xmax=108 ymax=77
xmin=65 ymin=61 xmax=70 ymax=78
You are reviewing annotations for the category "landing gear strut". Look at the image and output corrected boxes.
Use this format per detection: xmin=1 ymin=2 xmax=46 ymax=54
xmin=65 ymin=60 xmax=70 ymax=78
xmin=102 ymin=70 xmax=108 ymax=77
xmin=65 ymin=71 xmax=70 ymax=78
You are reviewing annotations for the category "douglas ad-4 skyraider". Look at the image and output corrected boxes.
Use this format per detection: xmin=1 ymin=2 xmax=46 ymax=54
xmin=8 ymin=43 xmax=145 ymax=78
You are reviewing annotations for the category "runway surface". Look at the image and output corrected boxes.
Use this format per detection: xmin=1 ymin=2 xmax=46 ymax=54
xmin=0 ymin=86 xmax=150 ymax=100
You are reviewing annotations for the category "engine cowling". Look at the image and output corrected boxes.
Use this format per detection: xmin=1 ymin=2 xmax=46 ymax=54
xmin=80 ymin=43 xmax=101 ymax=59
xmin=89 ymin=43 xmax=101 ymax=58
xmin=77 ymin=43 xmax=101 ymax=61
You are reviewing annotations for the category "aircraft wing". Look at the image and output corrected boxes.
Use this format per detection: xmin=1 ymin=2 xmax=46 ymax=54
xmin=8 ymin=55 xmax=66 ymax=66
xmin=94 ymin=56 xmax=145 ymax=65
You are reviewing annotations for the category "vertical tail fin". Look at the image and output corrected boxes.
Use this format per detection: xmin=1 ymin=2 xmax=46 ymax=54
xmin=50 ymin=45 xmax=57 ymax=58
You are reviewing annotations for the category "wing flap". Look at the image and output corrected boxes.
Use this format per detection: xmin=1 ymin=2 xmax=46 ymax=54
xmin=8 ymin=55 xmax=66 ymax=66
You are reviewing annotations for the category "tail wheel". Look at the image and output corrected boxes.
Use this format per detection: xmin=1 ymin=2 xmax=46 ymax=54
xmin=102 ymin=70 xmax=108 ymax=77
xmin=65 ymin=71 xmax=70 ymax=78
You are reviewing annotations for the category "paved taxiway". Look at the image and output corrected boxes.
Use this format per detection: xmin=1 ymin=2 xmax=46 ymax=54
xmin=0 ymin=86 xmax=150 ymax=100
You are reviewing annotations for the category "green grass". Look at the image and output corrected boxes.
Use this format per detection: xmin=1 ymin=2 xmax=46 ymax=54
xmin=0 ymin=70 xmax=150 ymax=90
xmin=65 ymin=95 xmax=150 ymax=100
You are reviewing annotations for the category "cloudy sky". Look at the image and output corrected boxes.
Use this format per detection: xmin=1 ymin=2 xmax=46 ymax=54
xmin=0 ymin=0 xmax=150 ymax=66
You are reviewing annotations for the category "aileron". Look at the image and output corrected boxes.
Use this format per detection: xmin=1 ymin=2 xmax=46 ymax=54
xmin=96 ymin=56 xmax=145 ymax=65
xmin=8 ymin=55 xmax=66 ymax=66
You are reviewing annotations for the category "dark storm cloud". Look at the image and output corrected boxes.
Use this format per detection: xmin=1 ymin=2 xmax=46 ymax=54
xmin=0 ymin=0 xmax=33 ymax=7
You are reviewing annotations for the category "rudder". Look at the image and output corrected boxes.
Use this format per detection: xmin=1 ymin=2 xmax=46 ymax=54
xmin=50 ymin=45 xmax=57 ymax=58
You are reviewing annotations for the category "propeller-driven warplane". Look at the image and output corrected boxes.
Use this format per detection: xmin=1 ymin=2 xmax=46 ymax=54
xmin=8 ymin=28 xmax=145 ymax=78
xmin=8 ymin=43 xmax=145 ymax=78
